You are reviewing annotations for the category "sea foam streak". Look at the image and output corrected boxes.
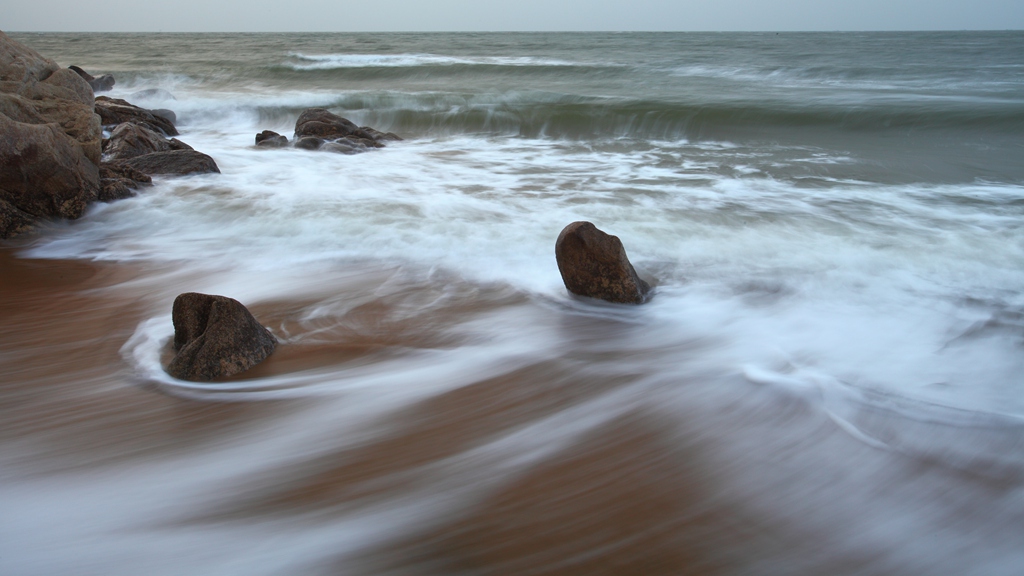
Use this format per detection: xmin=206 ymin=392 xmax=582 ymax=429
xmin=286 ymin=52 xmax=581 ymax=70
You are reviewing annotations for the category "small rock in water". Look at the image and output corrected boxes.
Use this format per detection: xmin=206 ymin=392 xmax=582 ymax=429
xmin=294 ymin=136 xmax=324 ymax=150
xmin=555 ymin=221 xmax=651 ymax=304
xmin=255 ymin=130 xmax=289 ymax=148
xmin=166 ymin=293 xmax=277 ymax=382
xmin=68 ymin=65 xmax=114 ymax=92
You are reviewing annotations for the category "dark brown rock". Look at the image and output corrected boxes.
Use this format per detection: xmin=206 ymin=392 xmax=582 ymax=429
xmin=0 ymin=112 xmax=99 ymax=226
xmin=119 ymin=149 xmax=220 ymax=176
xmin=555 ymin=221 xmax=651 ymax=304
xmin=151 ymin=108 xmax=176 ymax=125
xmin=103 ymin=122 xmax=174 ymax=161
xmin=294 ymin=108 xmax=358 ymax=139
xmin=98 ymin=163 xmax=151 ymax=202
xmin=255 ymin=130 xmax=288 ymax=148
xmin=68 ymin=65 xmax=114 ymax=92
xmin=359 ymin=126 xmax=403 ymax=142
xmin=294 ymin=136 xmax=324 ymax=150
xmin=0 ymin=197 xmax=34 ymax=238
xmin=95 ymin=95 xmax=178 ymax=136
xmin=0 ymin=33 xmax=115 ymax=238
xmin=167 ymin=292 xmax=277 ymax=382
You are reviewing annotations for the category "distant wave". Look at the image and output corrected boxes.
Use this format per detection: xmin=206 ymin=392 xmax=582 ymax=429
xmin=285 ymin=52 xmax=582 ymax=71
xmin=303 ymin=92 xmax=1024 ymax=141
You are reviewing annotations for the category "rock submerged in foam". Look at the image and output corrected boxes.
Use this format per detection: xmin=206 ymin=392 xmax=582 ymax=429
xmin=167 ymin=292 xmax=277 ymax=382
xmin=555 ymin=221 xmax=651 ymax=304
xmin=254 ymin=107 xmax=401 ymax=154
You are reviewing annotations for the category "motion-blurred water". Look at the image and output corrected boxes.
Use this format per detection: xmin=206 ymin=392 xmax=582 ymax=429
xmin=2 ymin=31 xmax=1024 ymax=575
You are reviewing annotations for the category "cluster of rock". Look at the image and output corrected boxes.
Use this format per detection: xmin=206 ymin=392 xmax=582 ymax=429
xmin=3 ymin=33 xmax=655 ymax=383
xmin=0 ymin=31 xmax=218 ymax=239
xmin=255 ymin=108 xmax=402 ymax=154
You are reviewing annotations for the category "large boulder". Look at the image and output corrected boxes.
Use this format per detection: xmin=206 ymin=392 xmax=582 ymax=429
xmin=0 ymin=31 xmax=102 ymax=238
xmin=118 ymin=149 xmax=220 ymax=176
xmin=0 ymin=111 xmax=99 ymax=236
xmin=167 ymin=293 xmax=277 ymax=381
xmin=555 ymin=221 xmax=651 ymax=304
xmin=95 ymin=95 xmax=178 ymax=136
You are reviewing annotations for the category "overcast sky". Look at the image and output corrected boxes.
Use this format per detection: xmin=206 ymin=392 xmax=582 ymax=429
xmin=5 ymin=0 xmax=1024 ymax=32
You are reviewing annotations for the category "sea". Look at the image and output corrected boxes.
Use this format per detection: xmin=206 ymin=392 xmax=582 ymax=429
xmin=2 ymin=31 xmax=1024 ymax=575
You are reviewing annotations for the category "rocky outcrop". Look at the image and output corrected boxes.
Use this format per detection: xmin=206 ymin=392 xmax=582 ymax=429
xmin=95 ymin=95 xmax=178 ymax=136
xmin=68 ymin=65 xmax=114 ymax=92
xmin=0 ymin=32 xmax=217 ymax=238
xmin=167 ymin=292 xmax=277 ymax=381
xmin=555 ymin=221 xmax=651 ymax=304
xmin=254 ymin=107 xmax=400 ymax=154
xmin=1 ymin=31 xmax=105 ymax=238
xmin=118 ymin=149 xmax=220 ymax=176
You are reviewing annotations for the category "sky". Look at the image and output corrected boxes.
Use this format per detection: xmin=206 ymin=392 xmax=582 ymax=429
xmin=4 ymin=0 xmax=1024 ymax=32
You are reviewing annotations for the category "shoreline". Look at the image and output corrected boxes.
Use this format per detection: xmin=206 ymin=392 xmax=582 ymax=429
xmin=0 ymin=246 xmax=294 ymax=474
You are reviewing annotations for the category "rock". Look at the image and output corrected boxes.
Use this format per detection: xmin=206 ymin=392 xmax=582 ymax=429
xmin=91 ymin=74 xmax=115 ymax=92
xmin=68 ymin=65 xmax=114 ymax=92
xmin=555 ymin=221 xmax=651 ymax=304
xmin=0 ymin=110 xmax=99 ymax=231
xmin=151 ymin=108 xmax=176 ymax=125
xmin=98 ymin=163 xmax=151 ymax=202
xmin=255 ymin=130 xmax=288 ymax=148
xmin=118 ymin=149 xmax=220 ymax=176
xmin=166 ymin=292 xmax=277 ymax=382
xmin=0 ymin=32 xmax=103 ymax=238
xmin=0 ymin=198 xmax=34 ymax=238
xmin=167 ymin=138 xmax=193 ymax=151
xmin=359 ymin=126 xmax=403 ymax=142
xmin=94 ymin=95 xmax=178 ymax=136
xmin=103 ymin=122 xmax=175 ymax=161
xmin=321 ymin=139 xmax=366 ymax=155
xmin=294 ymin=136 xmax=324 ymax=150
xmin=294 ymin=108 xmax=358 ymax=139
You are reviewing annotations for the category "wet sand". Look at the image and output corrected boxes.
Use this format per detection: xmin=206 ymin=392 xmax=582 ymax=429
xmin=3 ymin=245 xmax=1024 ymax=575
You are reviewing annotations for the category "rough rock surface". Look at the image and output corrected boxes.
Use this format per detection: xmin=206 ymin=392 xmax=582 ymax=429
xmin=167 ymin=292 xmax=277 ymax=382
xmin=0 ymin=108 xmax=100 ymax=237
xmin=0 ymin=32 xmax=105 ymax=238
xmin=250 ymin=107 xmax=403 ymax=154
xmin=294 ymin=136 xmax=324 ymax=150
xmin=255 ymin=130 xmax=289 ymax=148
xmin=98 ymin=163 xmax=151 ymax=202
xmin=0 ymin=198 xmax=34 ymax=238
xmin=555 ymin=221 xmax=651 ymax=304
xmin=95 ymin=95 xmax=178 ymax=136
xmin=104 ymin=122 xmax=192 ymax=161
xmin=294 ymin=108 xmax=359 ymax=139
xmin=119 ymin=149 xmax=220 ymax=176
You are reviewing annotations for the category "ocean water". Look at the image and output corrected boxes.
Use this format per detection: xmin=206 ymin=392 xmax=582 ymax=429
xmin=3 ymin=31 xmax=1024 ymax=575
